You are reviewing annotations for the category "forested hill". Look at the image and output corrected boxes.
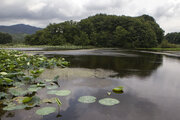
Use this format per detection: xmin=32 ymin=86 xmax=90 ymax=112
xmin=165 ymin=32 xmax=180 ymax=44
xmin=25 ymin=14 xmax=164 ymax=48
xmin=0 ymin=24 xmax=42 ymax=34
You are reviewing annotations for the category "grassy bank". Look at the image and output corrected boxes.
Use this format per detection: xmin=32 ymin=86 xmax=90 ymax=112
xmin=137 ymin=47 xmax=180 ymax=51
xmin=0 ymin=44 xmax=95 ymax=50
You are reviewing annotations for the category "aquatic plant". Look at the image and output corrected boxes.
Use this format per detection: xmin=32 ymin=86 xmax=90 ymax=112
xmin=78 ymin=96 xmax=97 ymax=104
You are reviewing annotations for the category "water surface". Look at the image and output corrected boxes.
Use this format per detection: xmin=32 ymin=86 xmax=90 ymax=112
xmin=1 ymin=49 xmax=180 ymax=120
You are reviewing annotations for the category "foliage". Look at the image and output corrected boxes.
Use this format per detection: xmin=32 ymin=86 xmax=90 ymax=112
xmin=165 ymin=32 xmax=180 ymax=44
xmin=98 ymin=98 xmax=120 ymax=106
xmin=36 ymin=107 xmax=56 ymax=115
xmin=159 ymin=40 xmax=177 ymax=48
xmin=25 ymin=14 xmax=164 ymax=48
xmin=78 ymin=96 xmax=97 ymax=104
xmin=0 ymin=32 xmax=12 ymax=44
xmin=47 ymin=90 xmax=71 ymax=96
xmin=112 ymin=86 xmax=124 ymax=93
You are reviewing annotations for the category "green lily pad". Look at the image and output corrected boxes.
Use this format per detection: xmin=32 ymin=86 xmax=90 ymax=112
xmin=45 ymin=79 xmax=53 ymax=82
xmin=28 ymin=86 xmax=41 ymax=92
xmin=3 ymin=104 xmax=27 ymax=111
xmin=78 ymin=96 xmax=96 ymax=103
xmin=36 ymin=107 xmax=56 ymax=115
xmin=42 ymin=98 xmax=56 ymax=103
xmin=47 ymin=90 xmax=58 ymax=95
xmin=47 ymin=85 xmax=58 ymax=90
xmin=47 ymin=90 xmax=71 ymax=96
xmin=13 ymin=82 xmax=25 ymax=87
xmin=99 ymin=98 xmax=120 ymax=106
xmin=8 ymin=88 xmax=27 ymax=96
xmin=22 ymin=97 xmax=32 ymax=103
xmin=113 ymin=86 xmax=124 ymax=94
xmin=25 ymin=96 xmax=41 ymax=107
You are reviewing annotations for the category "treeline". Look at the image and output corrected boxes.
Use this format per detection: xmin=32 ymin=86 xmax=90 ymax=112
xmin=0 ymin=32 xmax=12 ymax=44
xmin=166 ymin=32 xmax=180 ymax=44
xmin=25 ymin=14 xmax=164 ymax=48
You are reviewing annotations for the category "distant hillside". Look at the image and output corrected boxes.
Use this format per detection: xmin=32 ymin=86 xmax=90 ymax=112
xmin=0 ymin=24 xmax=42 ymax=34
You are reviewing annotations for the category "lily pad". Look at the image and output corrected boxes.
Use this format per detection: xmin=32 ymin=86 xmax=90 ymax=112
xmin=8 ymin=88 xmax=27 ymax=96
xmin=28 ymin=87 xmax=41 ymax=92
xmin=98 ymin=98 xmax=120 ymax=106
xmin=13 ymin=82 xmax=25 ymax=87
xmin=36 ymin=107 xmax=56 ymax=115
xmin=22 ymin=97 xmax=32 ymax=103
xmin=45 ymin=79 xmax=53 ymax=82
xmin=47 ymin=85 xmax=58 ymax=90
xmin=3 ymin=104 xmax=27 ymax=111
xmin=78 ymin=96 xmax=96 ymax=103
xmin=113 ymin=86 xmax=124 ymax=94
xmin=25 ymin=96 xmax=41 ymax=107
xmin=47 ymin=90 xmax=71 ymax=96
xmin=42 ymin=98 xmax=56 ymax=103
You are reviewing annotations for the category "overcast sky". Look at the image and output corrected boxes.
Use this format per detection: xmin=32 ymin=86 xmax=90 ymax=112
xmin=0 ymin=0 xmax=180 ymax=33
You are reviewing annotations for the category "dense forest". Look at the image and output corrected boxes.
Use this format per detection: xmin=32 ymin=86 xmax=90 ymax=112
xmin=25 ymin=14 xmax=164 ymax=48
xmin=0 ymin=32 xmax=12 ymax=44
xmin=165 ymin=32 xmax=180 ymax=44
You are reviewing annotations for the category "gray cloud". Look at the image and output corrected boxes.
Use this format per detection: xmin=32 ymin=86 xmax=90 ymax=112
xmin=0 ymin=0 xmax=180 ymax=32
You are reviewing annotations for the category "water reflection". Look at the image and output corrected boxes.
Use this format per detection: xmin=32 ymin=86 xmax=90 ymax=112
xmin=51 ymin=53 xmax=162 ymax=78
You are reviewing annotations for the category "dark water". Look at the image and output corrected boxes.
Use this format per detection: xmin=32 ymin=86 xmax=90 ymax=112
xmin=1 ymin=49 xmax=180 ymax=120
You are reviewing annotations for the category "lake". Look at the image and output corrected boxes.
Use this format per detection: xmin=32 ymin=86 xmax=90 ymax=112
xmin=1 ymin=49 xmax=180 ymax=120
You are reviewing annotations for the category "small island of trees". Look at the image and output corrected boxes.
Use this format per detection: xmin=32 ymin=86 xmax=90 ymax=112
xmin=25 ymin=14 xmax=165 ymax=48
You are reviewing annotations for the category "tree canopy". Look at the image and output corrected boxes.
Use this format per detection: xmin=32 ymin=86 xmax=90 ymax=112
xmin=165 ymin=32 xmax=180 ymax=44
xmin=25 ymin=14 xmax=164 ymax=48
xmin=0 ymin=32 xmax=12 ymax=44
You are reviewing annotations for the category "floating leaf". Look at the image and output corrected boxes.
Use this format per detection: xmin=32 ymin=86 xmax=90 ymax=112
xmin=45 ymin=79 xmax=53 ymax=82
xmin=99 ymin=98 xmax=120 ymax=106
xmin=13 ymin=82 xmax=25 ymax=87
xmin=3 ymin=104 xmax=27 ymax=111
xmin=36 ymin=107 xmax=56 ymax=115
xmin=28 ymin=86 xmax=41 ymax=92
xmin=112 ymin=86 xmax=124 ymax=94
xmin=78 ymin=96 xmax=96 ymax=104
xmin=47 ymin=90 xmax=58 ymax=95
xmin=47 ymin=85 xmax=58 ymax=90
xmin=25 ymin=96 xmax=41 ymax=107
xmin=22 ymin=97 xmax=32 ymax=103
xmin=8 ymin=88 xmax=27 ymax=96
xmin=47 ymin=90 xmax=71 ymax=96
xmin=42 ymin=98 xmax=56 ymax=104
xmin=0 ymin=72 xmax=8 ymax=76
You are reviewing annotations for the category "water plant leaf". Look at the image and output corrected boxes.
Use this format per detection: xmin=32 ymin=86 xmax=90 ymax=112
xmin=13 ymin=82 xmax=25 ymax=87
xmin=22 ymin=97 xmax=32 ymax=103
xmin=36 ymin=107 xmax=56 ymax=115
xmin=3 ymin=104 xmax=27 ymax=111
xmin=45 ymin=79 xmax=53 ymax=82
xmin=47 ymin=90 xmax=71 ymax=96
xmin=55 ymin=98 xmax=62 ymax=106
xmin=47 ymin=85 xmax=58 ymax=90
xmin=78 ymin=96 xmax=96 ymax=104
xmin=99 ymin=98 xmax=120 ymax=106
xmin=8 ymin=88 xmax=27 ymax=96
xmin=25 ymin=96 xmax=41 ymax=107
xmin=42 ymin=98 xmax=56 ymax=104
xmin=0 ymin=72 xmax=8 ymax=76
xmin=112 ymin=86 xmax=124 ymax=93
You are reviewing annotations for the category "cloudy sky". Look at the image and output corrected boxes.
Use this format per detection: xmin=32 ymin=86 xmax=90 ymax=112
xmin=0 ymin=0 xmax=180 ymax=33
